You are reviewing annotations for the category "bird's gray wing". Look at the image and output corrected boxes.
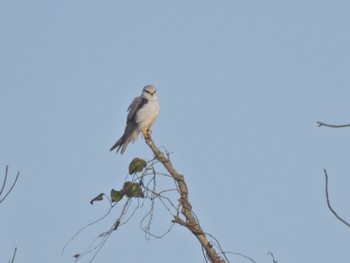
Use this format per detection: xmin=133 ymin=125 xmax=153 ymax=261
xmin=127 ymin=96 xmax=149 ymax=123
xmin=110 ymin=96 xmax=148 ymax=154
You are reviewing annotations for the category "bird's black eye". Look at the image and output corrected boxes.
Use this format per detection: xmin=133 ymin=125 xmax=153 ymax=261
xmin=145 ymin=90 xmax=155 ymax=96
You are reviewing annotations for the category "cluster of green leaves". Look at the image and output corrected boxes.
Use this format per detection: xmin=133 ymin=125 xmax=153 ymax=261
xmin=90 ymin=158 xmax=147 ymax=205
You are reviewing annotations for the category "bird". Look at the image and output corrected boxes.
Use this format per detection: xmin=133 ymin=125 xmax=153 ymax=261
xmin=110 ymin=85 xmax=160 ymax=154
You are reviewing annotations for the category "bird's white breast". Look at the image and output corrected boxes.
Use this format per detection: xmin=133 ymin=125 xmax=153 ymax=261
xmin=136 ymin=98 xmax=160 ymax=132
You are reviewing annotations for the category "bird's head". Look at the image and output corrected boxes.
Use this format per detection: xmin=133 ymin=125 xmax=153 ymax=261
xmin=142 ymin=85 xmax=157 ymax=99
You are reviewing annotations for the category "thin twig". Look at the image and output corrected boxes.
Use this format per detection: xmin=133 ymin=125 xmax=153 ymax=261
xmin=9 ymin=247 xmax=17 ymax=263
xmin=62 ymin=198 xmax=116 ymax=256
xmin=317 ymin=121 xmax=350 ymax=128
xmin=0 ymin=166 xmax=20 ymax=204
xmin=324 ymin=169 xmax=350 ymax=227
xmin=223 ymin=252 xmax=256 ymax=263
xmin=73 ymin=199 xmax=132 ymax=262
xmin=267 ymin=251 xmax=277 ymax=263
xmin=0 ymin=166 xmax=8 ymax=195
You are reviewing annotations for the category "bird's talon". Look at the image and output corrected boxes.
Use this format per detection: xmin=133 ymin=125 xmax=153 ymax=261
xmin=142 ymin=128 xmax=151 ymax=138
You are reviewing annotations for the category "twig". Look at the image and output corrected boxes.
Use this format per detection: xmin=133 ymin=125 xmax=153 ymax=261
xmin=145 ymin=136 xmax=226 ymax=263
xmin=267 ymin=250 xmax=277 ymax=263
xmin=317 ymin=121 xmax=350 ymax=128
xmin=0 ymin=166 xmax=20 ymax=204
xmin=9 ymin=247 xmax=17 ymax=263
xmin=324 ymin=169 xmax=350 ymax=228
xmin=61 ymin=197 xmax=116 ymax=256
xmin=224 ymin=252 xmax=256 ymax=263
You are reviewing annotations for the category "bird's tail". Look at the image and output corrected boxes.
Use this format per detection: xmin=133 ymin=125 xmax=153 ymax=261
xmin=110 ymin=136 xmax=124 ymax=153
xmin=110 ymin=135 xmax=133 ymax=154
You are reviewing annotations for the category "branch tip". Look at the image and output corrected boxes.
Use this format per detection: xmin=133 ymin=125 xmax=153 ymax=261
xmin=323 ymin=169 xmax=350 ymax=228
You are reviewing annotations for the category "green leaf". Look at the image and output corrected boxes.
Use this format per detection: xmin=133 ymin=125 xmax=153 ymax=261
xmin=128 ymin=158 xmax=147 ymax=175
xmin=123 ymin=182 xmax=144 ymax=198
xmin=110 ymin=189 xmax=123 ymax=203
xmin=90 ymin=193 xmax=104 ymax=205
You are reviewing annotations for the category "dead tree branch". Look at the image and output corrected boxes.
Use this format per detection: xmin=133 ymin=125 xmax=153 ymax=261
xmin=145 ymin=136 xmax=226 ymax=263
xmin=323 ymin=169 xmax=350 ymax=228
xmin=267 ymin=250 xmax=278 ymax=263
xmin=1 ymin=167 xmax=19 ymax=263
xmin=1 ymin=166 xmax=20 ymax=204
xmin=224 ymin=252 xmax=256 ymax=263
xmin=317 ymin=121 xmax=350 ymax=128
xmin=8 ymin=247 xmax=17 ymax=263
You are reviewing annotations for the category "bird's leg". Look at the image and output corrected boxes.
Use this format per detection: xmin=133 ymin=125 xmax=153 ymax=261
xmin=141 ymin=128 xmax=151 ymax=138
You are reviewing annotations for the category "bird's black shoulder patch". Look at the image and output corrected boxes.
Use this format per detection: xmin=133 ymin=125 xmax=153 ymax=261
xmin=128 ymin=98 xmax=148 ymax=123
xmin=138 ymin=98 xmax=149 ymax=109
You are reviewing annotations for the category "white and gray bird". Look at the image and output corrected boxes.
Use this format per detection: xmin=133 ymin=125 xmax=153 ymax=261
xmin=110 ymin=85 xmax=160 ymax=154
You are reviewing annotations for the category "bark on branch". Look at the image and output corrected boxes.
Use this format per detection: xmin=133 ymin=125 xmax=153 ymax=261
xmin=145 ymin=136 xmax=226 ymax=263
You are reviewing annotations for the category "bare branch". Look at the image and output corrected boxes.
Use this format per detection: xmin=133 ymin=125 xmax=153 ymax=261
xmin=9 ymin=247 xmax=17 ymax=263
xmin=267 ymin=251 xmax=278 ymax=263
xmin=0 ymin=166 xmax=20 ymax=204
xmin=323 ymin=169 xmax=350 ymax=228
xmin=224 ymin=252 xmax=256 ymax=263
xmin=317 ymin=121 xmax=350 ymax=128
xmin=68 ymin=138 xmax=233 ymax=263
xmin=61 ymin=200 xmax=116 ymax=256
xmin=145 ymin=136 xmax=226 ymax=263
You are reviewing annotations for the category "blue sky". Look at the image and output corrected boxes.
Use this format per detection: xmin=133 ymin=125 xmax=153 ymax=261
xmin=1 ymin=1 xmax=350 ymax=262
